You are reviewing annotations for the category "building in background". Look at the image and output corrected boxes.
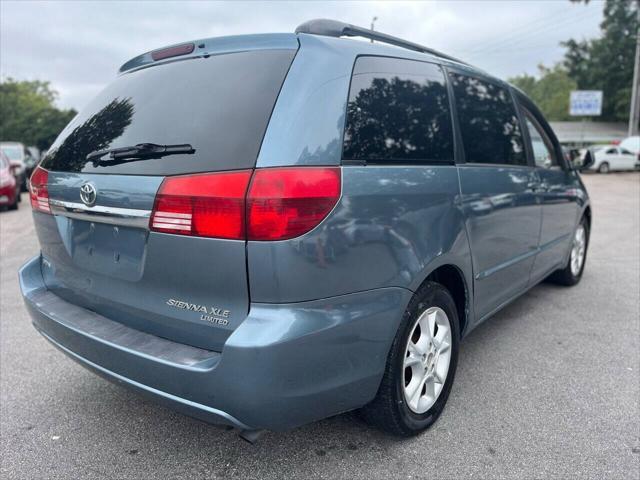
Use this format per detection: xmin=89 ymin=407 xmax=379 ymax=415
xmin=550 ymin=122 xmax=628 ymax=148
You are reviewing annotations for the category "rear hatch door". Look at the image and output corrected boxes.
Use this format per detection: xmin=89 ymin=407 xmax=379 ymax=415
xmin=34 ymin=46 xmax=296 ymax=351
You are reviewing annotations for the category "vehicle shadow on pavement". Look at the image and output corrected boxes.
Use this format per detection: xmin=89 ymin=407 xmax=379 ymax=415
xmin=41 ymin=280 xmax=566 ymax=479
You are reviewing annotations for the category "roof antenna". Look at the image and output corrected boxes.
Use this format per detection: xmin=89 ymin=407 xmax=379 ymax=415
xmin=370 ymin=16 xmax=378 ymax=43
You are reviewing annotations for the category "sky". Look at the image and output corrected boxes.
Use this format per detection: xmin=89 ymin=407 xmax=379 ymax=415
xmin=0 ymin=0 xmax=605 ymax=111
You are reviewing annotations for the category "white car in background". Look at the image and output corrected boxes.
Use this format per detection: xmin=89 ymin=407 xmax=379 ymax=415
xmin=589 ymin=145 xmax=639 ymax=173
xmin=619 ymin=136 xmax=639 ymax=154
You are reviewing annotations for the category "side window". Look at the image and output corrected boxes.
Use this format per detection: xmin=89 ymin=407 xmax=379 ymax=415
xmin=621 ymin=148 xmax=633 ymax=155
xmin=450 ymin=74 xmax=526 ymax=166
xmin=343 ymin=56 xmax=454 ymax=163
xmin=605 ymin=148 xmax=617 ymax=155
xmin=523 ymin=113 xmax=558 ymax=169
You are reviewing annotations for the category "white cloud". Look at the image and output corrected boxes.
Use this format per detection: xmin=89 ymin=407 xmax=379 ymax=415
xmin=0 ymin=0 xmax=603 ymax=110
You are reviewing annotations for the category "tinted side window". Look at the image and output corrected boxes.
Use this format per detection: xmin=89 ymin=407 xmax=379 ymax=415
xmin=343 ymin=56 xmax=453 ymax=163
xmin=523 ymin=113 xmax=558 ymax=169
xmin=450 ymin=74 xmax=525 ymax=166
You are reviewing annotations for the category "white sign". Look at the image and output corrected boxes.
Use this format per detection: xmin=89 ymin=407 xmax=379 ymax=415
xmin=569 ymin=90 xmax=603 ymax=116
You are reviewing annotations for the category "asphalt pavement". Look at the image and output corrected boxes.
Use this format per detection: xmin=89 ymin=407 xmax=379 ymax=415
xmin=1 ymin=173 xmax=638 ymax=479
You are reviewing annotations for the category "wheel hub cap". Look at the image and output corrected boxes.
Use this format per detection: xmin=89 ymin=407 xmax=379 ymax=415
xmin=403 ymin=306 xmax=452 ymax=414
xmin=570 ymin=225 xmax=586 ymax=276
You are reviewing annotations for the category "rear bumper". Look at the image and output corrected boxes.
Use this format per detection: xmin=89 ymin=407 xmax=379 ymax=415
xmin=20 ymin=255 xmax=411 ymax=431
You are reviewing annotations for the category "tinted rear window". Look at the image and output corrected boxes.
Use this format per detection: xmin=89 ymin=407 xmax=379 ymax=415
xmin=450 ymin=74 xmax=525 ymax=166
xmin=343 ymin=56 xmax=453 ymax=164
xmin=41 ymin=49 xmax=296 ymax=175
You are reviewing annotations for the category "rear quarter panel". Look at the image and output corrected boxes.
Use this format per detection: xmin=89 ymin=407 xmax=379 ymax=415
xmin=247 ymin=166 xmax=472 ymax=304
xmin=252 ymin=34 xmax=473 ymax=322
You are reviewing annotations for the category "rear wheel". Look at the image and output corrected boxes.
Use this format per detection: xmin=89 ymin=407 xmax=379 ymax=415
xmin=360 ymin=281 xmax=459 ymax=436
xmin=547 ymin=217 xmax=589 ymax=286
xmin=598 ymin=162 xmax=610 ymax=174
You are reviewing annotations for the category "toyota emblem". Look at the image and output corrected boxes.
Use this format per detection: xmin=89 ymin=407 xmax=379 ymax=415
xmin=79 ymin=183 xmax=97 ymax=207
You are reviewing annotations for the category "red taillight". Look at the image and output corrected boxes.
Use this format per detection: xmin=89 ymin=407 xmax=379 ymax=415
xmin=247 ymin=167 xmax=341 ymax=240
xmin=29 ymin=167 xmax=51 ymax=214
xmin=150 ymin=167 xmax=341 ymax=241
xmin=150 ymin=170 xmax=252 ymax=239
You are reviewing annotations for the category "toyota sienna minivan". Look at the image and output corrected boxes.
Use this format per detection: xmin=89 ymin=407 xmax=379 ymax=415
xmin=19 ymin=20 xmax=591 ymax=439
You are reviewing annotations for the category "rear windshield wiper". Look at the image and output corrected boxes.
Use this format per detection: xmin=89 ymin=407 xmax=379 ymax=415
xmin=86 ymin=143 xmax=195 ymax=166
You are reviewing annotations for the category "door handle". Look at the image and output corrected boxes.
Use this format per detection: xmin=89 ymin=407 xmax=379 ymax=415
xmin=527 ymin=182 xmax=548 ymax=193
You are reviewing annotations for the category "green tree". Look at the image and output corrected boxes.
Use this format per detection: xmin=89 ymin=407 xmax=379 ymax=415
xmin=0 ymin=78 xmax=77 ymax=150
xmin=510 ymin=65 xmax=578 ymax=120
xmin=563 ymin=0 xmax=638 ymax=121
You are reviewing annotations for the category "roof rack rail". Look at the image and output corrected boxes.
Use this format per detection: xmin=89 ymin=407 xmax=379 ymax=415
xmin=295 ymin=19 xmax=468 ymax=66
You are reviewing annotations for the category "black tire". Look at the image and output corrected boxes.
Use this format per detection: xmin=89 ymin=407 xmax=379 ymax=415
xmin=547 ymin=216 xmax=589 ymax=286
xmin=597 ymin=162 xmax=610 ymax=174
xmin=8 ymin=191 xmax=19 ymax=210
xmin=360 ymin=281 xmax=460 ymax=436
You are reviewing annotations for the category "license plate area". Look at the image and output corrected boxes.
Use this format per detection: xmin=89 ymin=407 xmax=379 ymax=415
xmin=64 ymin=217 xmax=148 ymax=281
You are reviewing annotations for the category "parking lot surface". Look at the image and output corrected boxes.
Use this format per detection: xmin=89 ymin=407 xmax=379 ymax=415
xmin=1 ymin=173 xmax=639 ymax=479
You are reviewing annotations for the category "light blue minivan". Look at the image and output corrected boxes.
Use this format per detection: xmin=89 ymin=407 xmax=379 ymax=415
xmin=19 ymin=20 xmax=591 ymax=440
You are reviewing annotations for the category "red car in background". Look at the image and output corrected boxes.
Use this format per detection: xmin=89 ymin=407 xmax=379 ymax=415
xmin=0 ymin=151 xmax=20 ymax=210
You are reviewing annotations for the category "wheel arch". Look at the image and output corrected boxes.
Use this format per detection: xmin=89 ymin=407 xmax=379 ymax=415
xmin=415 ymin=263 xmax=470 ymax=338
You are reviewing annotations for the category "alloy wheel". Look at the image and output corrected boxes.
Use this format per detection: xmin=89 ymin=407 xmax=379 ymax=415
xmin=403 ymin=306 xmax=452 ymax=414
xmin=570 ymin=224 xmax=586 ymax=276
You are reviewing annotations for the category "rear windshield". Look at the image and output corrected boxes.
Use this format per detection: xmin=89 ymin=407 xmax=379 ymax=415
xmin=41 ymin=49 xmax=296 ymax=175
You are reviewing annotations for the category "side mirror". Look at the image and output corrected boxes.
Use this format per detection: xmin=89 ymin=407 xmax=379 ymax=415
xmin=568 ymin=149 xmax=580 ymax=162
xmin=569 ymin=148 xmax=594 ymax=171
xmin=580 ymin=149 xmax=595 ymax=170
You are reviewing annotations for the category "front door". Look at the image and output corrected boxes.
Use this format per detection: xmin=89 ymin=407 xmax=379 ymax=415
xmin=520 ymin=106 xmax=581 ymax=282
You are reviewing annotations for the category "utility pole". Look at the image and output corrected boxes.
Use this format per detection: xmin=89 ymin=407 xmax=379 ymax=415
xmin=629 ymin=3 xmax=640 ymax=136
xmin=370 ymin=16 xmax=378 ymax=43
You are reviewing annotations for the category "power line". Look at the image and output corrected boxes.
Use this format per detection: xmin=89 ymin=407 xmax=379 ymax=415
xmin=460 ymin=6 xmax=599 ymax=57
xmin=461 ymin=5 xmax=597 ymax=55
xmin=466 ymin=12 xmax=598 ymax=62
xmin=463 ymin=9 xmax=601 ymax=72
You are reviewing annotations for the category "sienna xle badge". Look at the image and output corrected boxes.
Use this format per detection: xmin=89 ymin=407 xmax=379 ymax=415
xmin=20 ymin=19 xmax=592 ymax=440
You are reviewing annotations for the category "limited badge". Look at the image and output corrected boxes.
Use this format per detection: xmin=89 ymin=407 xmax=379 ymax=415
xmin=166 ymin=298 xmax=230 ymax=326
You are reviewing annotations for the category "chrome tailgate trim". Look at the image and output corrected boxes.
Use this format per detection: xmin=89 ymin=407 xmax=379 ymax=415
xmin=49 ymin=199 xmax=151 ymax=229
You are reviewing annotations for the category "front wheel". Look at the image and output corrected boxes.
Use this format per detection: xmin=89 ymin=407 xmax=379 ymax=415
xmin=597 ymin=162 xmax=610 ymax=174
xmin=547 ymin=217 xmax=589 ymax=286
xmin=360 ymin=281 xmax=459 ymax=436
